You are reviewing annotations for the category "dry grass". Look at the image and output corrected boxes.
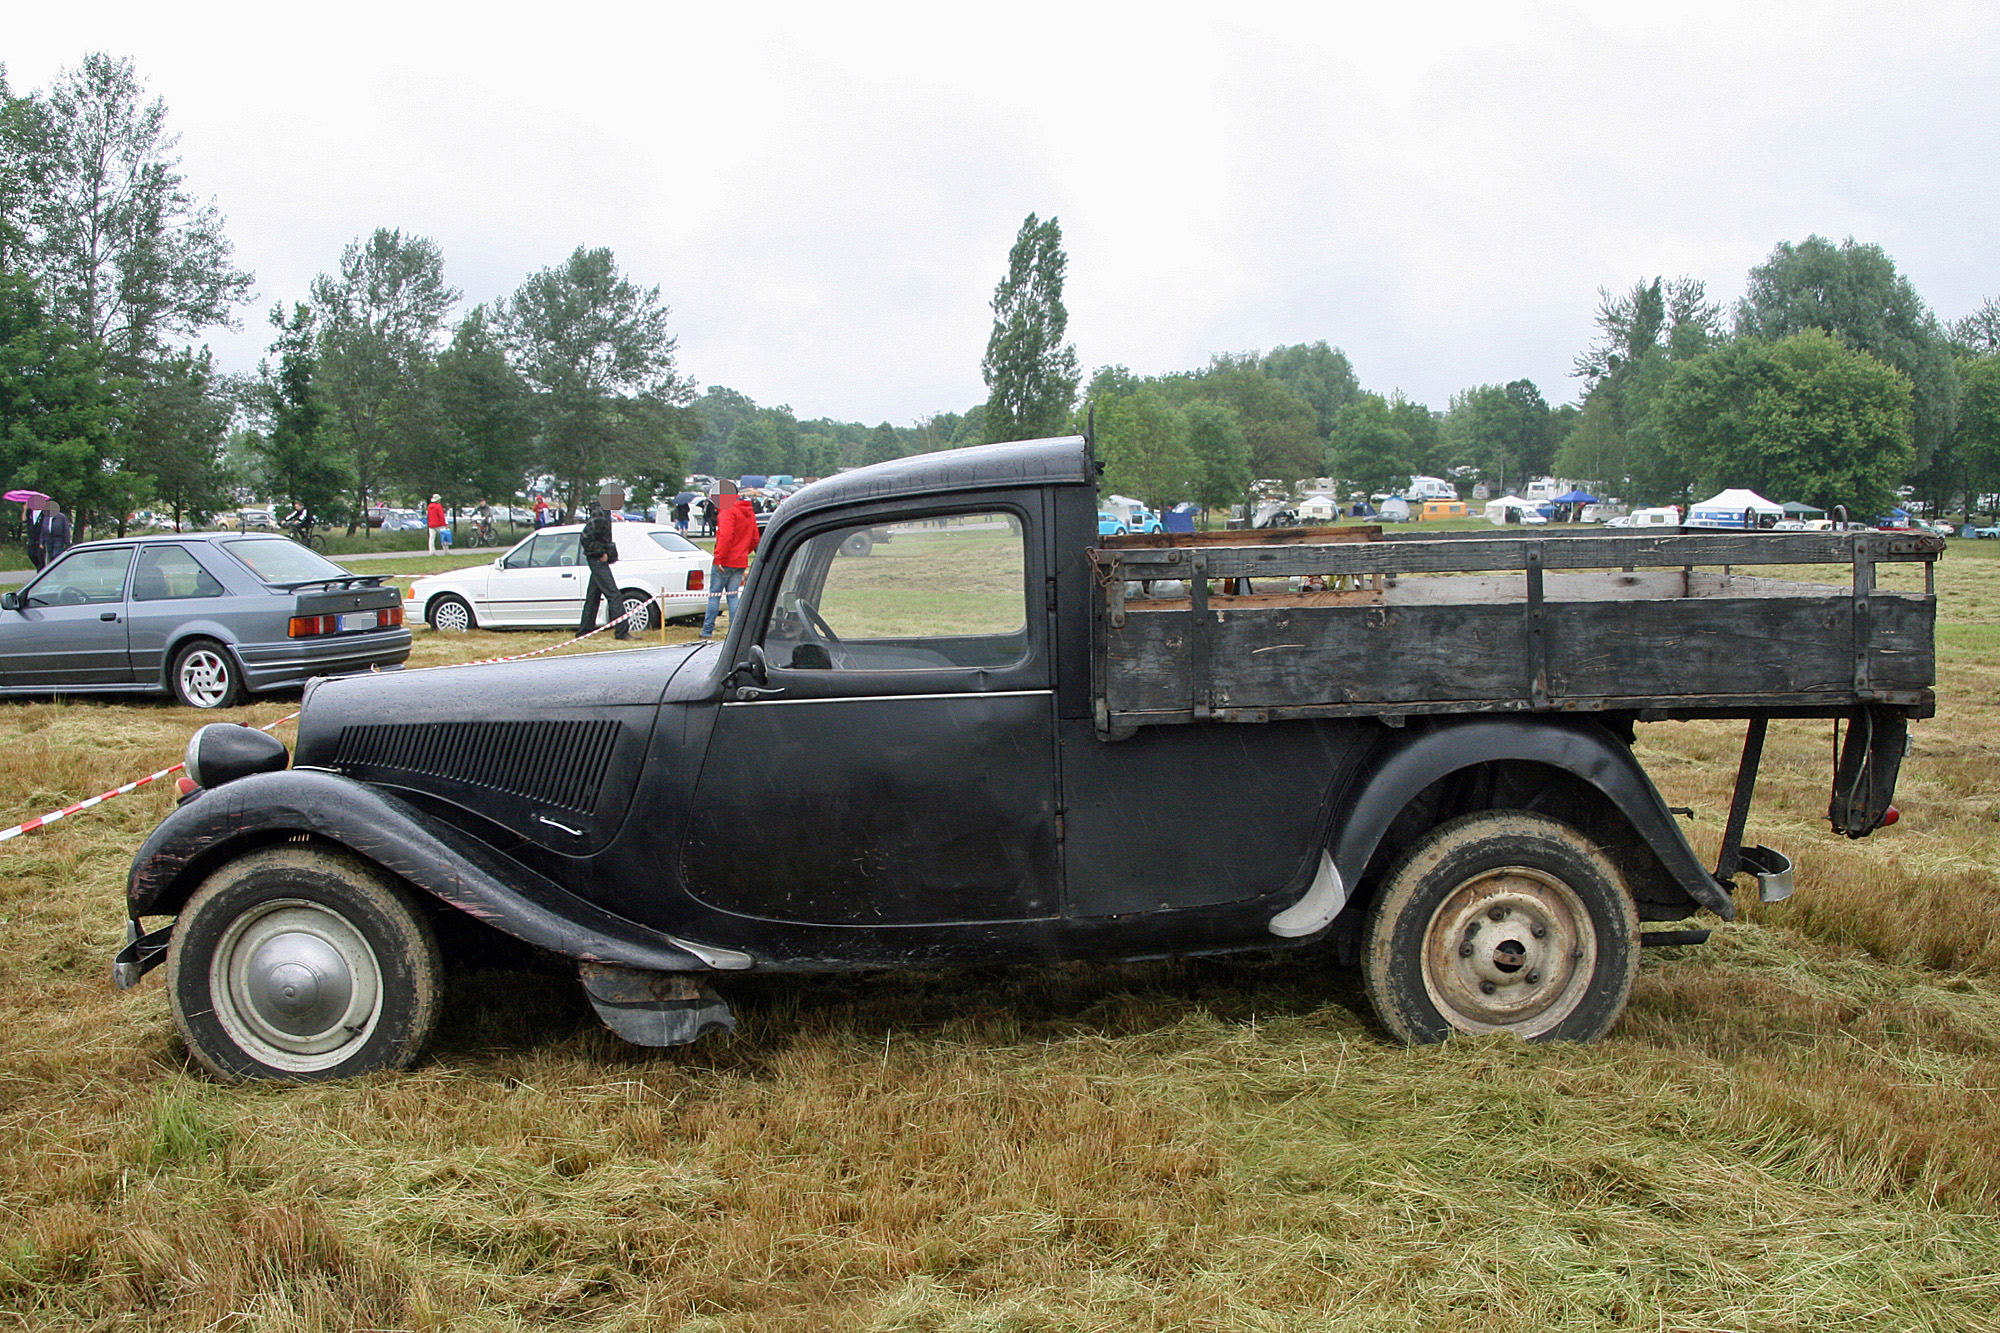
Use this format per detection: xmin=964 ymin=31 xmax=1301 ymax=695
xmin=3 ymin=556 xmax=2000 ymax=1329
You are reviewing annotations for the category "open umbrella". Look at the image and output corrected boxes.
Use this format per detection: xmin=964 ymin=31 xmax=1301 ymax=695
xmin=5 ymin=489 xmax=50 ymax=507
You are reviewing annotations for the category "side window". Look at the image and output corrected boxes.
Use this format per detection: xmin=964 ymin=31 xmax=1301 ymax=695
xmin=501 ymin=534 xmax=544 ymax=569
xmin=27 ymin=547 xmax=133 ymax=607
xmin=541 ymin=533 xmax=582 ymax=567
xmin=762 ymin=511 xmax=1028 ymax=671
xmin=132 ymin=545 xmax=226 ymax=601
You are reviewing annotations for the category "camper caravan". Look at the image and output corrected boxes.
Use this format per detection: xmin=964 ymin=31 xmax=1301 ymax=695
xmin=1405 ymin=476 xmax=1457 ymax=502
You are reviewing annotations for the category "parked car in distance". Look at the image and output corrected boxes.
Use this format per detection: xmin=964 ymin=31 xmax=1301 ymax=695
xmin=404 ymin=523 xmax=712 ymax=633
xmin=0 ymin=533 xmax=408 ymax=708
xmin=376 ymin=508 xmax=425 ymax=533
xmin=1973 ymin=523 xmax=2000 ymax=540
xmin=1097 ymin=512 xmax=1128 ymax=537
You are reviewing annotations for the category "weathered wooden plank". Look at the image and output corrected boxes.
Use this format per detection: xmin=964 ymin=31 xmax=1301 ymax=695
xmin=1104 ymin=591 xmax=1935 ymax=718
xmin=1100 ymin=525 xmax=1381 ymax=549
xmin=1103 ymin=531 xmax=1941 ymax=579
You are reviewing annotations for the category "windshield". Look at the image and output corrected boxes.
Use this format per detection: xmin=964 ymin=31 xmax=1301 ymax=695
xmin=220 ymin=537 xmax=350 ymax=584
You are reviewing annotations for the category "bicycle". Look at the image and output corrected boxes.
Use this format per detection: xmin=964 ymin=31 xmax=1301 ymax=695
xmin=281 ymin=515 xmax=326 ymax=553
xmin=470 ymin=515 xmax=498 ymax=547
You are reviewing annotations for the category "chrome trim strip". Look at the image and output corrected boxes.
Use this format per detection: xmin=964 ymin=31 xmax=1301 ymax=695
xmin=722 ymin=688 xmax=1053 ymax=707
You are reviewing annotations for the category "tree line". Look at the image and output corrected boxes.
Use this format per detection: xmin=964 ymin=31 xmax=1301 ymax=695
xmin=8 ymin=55 xmax=2000 ymax=543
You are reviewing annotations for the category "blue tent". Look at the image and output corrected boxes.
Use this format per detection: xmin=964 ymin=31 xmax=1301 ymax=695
xmin=1552 ymin=489 xmax=1599 ymax=504
xmin=1164 ymin=503 xmax=1199 ymax=533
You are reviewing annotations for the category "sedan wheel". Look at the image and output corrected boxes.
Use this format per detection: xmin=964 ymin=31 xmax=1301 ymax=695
xmin=172 ymin=638 xmax=243 ymax=709
xmin=428 ymin=595 xmax=475 ymax=632
xmin=618 ymin=590 xmax=656 ymax=635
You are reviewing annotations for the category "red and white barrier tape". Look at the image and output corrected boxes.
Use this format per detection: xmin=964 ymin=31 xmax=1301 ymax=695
xmin=0 ymin=711 xmax=301 ymax=844
xmin=1 ymin=590 xmax=675 ymax=844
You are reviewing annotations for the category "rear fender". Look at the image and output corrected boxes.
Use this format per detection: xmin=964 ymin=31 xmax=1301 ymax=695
xmin=126 ymin=769 xmax=716 ymax=971
xmin=1329 ymin=717 xmax=1733 ymax=920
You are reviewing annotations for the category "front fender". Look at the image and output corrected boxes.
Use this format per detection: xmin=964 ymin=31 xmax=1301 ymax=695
xmin=127 ymin=769 xmax=712 ymax=971
xmin=1329 ymin=717 xmax=1733 ymax=920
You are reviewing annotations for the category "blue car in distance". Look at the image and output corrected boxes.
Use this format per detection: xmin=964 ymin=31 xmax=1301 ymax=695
xmin=1097 ymin=511 xmax=1128 ymax=536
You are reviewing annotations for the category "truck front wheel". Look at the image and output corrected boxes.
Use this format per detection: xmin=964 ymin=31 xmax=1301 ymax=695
xmin=165 ymin=846 xmax=443 ymax=1082
xmin=1361 ymin=811 xmax=1639 ymax=1044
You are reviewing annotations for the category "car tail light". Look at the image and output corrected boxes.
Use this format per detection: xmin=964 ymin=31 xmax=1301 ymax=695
xmin=289 ymin=606 xmax=405 ymax=638
xmin=687 ymin=569 xmax=705 ymax=591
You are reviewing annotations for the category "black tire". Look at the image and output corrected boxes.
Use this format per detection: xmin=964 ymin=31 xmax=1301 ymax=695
xmin=427 ymin=594 xmax=475 ymax=632
xmin=165 ymin=846 xmax=443 ymax=1083
xmin=1361 ymin=811 xmax=1639 ymax=1044
xmin=840 ymin=530 xmax=873 ymax=558
xmin=170 ymin=638 xmax=244 ymax=709
xmin=617 ymin=589 xmax=656 ymax=635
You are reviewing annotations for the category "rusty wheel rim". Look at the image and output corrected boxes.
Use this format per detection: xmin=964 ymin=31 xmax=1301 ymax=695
xmin=1420 ymin=865 xmax=1596 ymax=1037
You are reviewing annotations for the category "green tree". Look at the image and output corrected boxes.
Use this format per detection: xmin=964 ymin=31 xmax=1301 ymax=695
xmin=689 ymin=385 xmax=758 ymax=476
xmin=1957 ymin=353 xmax=2000 ymax=516
xmin=1569 ymin=276 xmax=1723 ymax=500
xmin=126 ymin=346 xmax=230 ymax=529
xmin=1950 ymin=299 xmax=2000 ymax=357
xmin=1184 ymin=399 xmax=1248 ymax=517
xmin=1443 ymin=383 xmax=1551 ymax=494
xmin=981 ymin=213 xmax=1079 ymax=442
xmin=1656 ymin=330 xmax=1914 ymax=517
xmin=496 ymin=246 xmax=693 ymax=511
xmin=0 ymin=270 xmax=122 ymax=534
xmin=1330 ymin=393 xmax=1416 ymax=496
xmin=1262 ymin=341 xmax=1359 ymax=439
xmin=252 ymin=303 xmax=351 ymax=518
xmin=1096 ymin=387 xmax=1194 ymax=512
xmin=26 ymin=53 xmax=252 ymax=372
xmin=1163 ymin=355 xmax=1320 ymax=483
xmin=311 ymin=228 xmax=459 ymax=526
xmin=0 ymin=67 xmax=42 ymax=273
xmin=862 ymin=421 xmax=902 ymax=465
xmin=1736 ymin=236 xmax=1955 ymax=475
xmin=422 ymin=305 xmax=533 ymax=509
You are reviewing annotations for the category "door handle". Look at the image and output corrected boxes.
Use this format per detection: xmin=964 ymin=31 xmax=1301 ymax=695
xmin=100 ymin=612 xmax=118 ymax=621
xmin=561 ymin=572 xmax=575 ymax=578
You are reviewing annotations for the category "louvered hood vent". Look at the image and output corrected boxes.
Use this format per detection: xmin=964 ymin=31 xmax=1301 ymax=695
xmin=332 ymin=719 xmax=621 ymax=814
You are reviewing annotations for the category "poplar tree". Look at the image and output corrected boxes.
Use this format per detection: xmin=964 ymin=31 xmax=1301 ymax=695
xmin=980 ymin=213 xmax=1079 ymax=442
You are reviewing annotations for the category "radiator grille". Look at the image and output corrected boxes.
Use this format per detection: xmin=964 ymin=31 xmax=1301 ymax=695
xmin=332 ymin=719 xmax=621 ymax=814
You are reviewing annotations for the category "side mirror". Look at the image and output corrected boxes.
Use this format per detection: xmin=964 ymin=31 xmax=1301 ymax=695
xmin=0 ymin=592 xmax=16 ymax=611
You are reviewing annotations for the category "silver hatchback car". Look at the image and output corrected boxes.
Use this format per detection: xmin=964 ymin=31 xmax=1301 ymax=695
xmin=0 ymin=532 xmax=411 ymax=708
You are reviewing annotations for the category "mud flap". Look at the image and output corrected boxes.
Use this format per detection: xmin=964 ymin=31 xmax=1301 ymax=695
xmin=579 ymin=962 xmax=736 ymax=1047
xmin=1828 ymin=706 xmax=1908 ymax=837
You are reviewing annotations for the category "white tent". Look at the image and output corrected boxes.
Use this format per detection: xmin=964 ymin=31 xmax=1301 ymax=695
xmin=1687 ymin=488 xmax=1784 ymax=529
xmin=1296 ymin=494 xmax=1339 ymax=521
xmin=1484 ymin=495 xmax=1535 ymax=525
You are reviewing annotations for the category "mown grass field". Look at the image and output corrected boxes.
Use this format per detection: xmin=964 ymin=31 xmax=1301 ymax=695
xmin=1 ymin=544 xmax=1999 ymax=1330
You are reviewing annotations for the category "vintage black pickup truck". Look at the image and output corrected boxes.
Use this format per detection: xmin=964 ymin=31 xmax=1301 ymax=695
xmin=113 ymin=436 xmax=1935 ymax=1081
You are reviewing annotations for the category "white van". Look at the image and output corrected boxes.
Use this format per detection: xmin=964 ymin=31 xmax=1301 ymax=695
xmin=1405 ymin=476 xmax=1457 ymax=502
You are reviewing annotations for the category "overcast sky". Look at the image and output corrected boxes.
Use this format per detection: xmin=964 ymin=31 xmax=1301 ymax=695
xmin=9 ymin=1 xmax=1999 ymax=424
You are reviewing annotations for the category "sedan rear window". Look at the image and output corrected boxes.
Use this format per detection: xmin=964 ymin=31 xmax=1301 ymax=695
xmin=645 ymin=532 xmax=699 ymax=554
xmin=220 ymin=538 xmax=350 ymax=585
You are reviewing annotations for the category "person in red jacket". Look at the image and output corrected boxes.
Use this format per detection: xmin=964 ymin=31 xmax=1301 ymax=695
xmin=700 ymin=480 xmax=760 ymax=640
xmin=426 ymin=494 xmax=447 ymax=551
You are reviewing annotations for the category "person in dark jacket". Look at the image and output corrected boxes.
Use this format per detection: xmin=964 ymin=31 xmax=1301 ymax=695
xmin=25 ymin=498 xmax=46 ymax=569
xmin=700 ymin=481 xmax=760 ymax=640
xmin=577 ymin=486 xmax=631 ymax=640
xmin=40 ymin=501 xmax=71 ymax=565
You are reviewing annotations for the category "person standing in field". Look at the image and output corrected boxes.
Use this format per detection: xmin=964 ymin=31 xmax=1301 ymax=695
xmin=672 ymin=497 xmax=689 ymax=535
xmin=40 ymin=501 xmax=71 ymax=565
xmin=701 ymin=481 xmax=758 ymax=641
xmin=25 ymin=497 xmax=47 ymax=569
xmin=533 ymin=494 xmax=549 ymax=528
xmin=577 ymin=485 xmax=631 ymax=641
xmin=426 ymin=494 xmax=447 ymax=551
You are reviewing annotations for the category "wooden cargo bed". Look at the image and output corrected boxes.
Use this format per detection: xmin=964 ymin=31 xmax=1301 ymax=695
xmin=1090 ymin=526 xmax=1941 ymax=727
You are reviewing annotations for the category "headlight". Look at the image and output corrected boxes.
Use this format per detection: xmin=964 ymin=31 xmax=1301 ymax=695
xmin=184 ymin=724 xmax=289 ymax=789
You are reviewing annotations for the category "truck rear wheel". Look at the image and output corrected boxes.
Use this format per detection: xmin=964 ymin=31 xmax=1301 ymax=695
xmin=165 ymin=846 xmax=443 ymax=1082
xmin=1361 ymin=811 xmax=1639 ymax=1044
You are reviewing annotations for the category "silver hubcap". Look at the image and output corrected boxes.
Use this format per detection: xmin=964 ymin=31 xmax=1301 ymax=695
xmin=211 ymin=899 xmax=382 ymax=1073
xmin=432 ymin=599 xmax=470 ymax=631
xmin=1421 ymin=866 xmax=1596 ymax=1038
xmin=179 ymin=650 xmax=231 ymax=707
xmin=621 ymin=597 xmax=650 ymax=632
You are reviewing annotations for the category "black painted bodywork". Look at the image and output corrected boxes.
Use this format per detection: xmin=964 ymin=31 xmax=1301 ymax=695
xmin=128 ymin=435 xmax=1843 ymax=984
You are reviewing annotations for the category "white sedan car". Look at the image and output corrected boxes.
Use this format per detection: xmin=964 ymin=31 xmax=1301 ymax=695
xmin=405 ymin=523 xmax=711 ymax=633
